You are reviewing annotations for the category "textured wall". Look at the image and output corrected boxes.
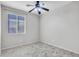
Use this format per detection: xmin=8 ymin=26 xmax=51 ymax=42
xmin=40 ymin=2 xmax=79 ymax=54
xmin=1 ymin=6 xmax=40 ymax=50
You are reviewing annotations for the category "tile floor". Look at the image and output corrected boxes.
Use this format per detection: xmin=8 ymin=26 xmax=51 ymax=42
xmin=1 ymin=42 xmax=79 ymax=57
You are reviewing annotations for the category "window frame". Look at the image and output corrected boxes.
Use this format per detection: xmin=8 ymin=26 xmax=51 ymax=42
xmin=8 ymin=14 xmax=26 ymax=34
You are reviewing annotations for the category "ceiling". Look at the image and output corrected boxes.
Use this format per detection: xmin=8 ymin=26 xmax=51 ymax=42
xmin=0 ymin=1 xmax=72 ymax=15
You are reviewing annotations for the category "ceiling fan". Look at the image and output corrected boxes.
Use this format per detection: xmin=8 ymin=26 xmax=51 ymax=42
xmin=26 ymin=1 xmax=49 ymax=15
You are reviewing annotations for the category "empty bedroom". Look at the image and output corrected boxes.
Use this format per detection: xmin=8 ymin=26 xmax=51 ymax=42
xmin=0 ymin=0 xmax=79 ymax=57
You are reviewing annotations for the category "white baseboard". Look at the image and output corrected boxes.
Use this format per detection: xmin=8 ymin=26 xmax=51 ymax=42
xmin=1 ymin=41 xmax=39 ymax=50
xmin=41 ymin=40 xmax=79 ymax=55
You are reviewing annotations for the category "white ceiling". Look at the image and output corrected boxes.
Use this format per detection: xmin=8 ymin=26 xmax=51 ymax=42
xmin=1 ymin=1 xmax=72 ymax=15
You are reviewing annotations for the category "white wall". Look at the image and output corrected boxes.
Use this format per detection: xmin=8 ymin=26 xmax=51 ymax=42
xmin=1 ymin=6 xmax=40 ymax=49
xmin=40 ymin=2 xmax=79 ymax=54
xmin=0 ymin=4 xmax=1 ymax=55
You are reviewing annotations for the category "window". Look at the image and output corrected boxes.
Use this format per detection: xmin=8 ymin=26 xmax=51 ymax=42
xmin=8 ymin=14 xmax=16 ymax=33
xmin=8 ymin=14 xmax=25 ymax=33
xmin=18 ymin=16 xmax=24 ymax=33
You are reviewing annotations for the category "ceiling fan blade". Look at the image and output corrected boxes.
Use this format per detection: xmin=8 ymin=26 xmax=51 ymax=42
xmin=37 ymin=7 xmax=41 ymax=14
xmin=29 ymin=8 xmax=35 ymax=13
xmin=38 ymin=11 xmax=41 ymax=14
xmin=37 ymin=9 xmax=41 ymax=14
xmin=26 ymin=4 xmax=34 ymax=7
xmin=41 ymin=7 xmax=49 ymax=11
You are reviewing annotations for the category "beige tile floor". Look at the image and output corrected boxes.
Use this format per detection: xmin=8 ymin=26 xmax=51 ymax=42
xmin=1 ymin=42 xmax=79 ymax=57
